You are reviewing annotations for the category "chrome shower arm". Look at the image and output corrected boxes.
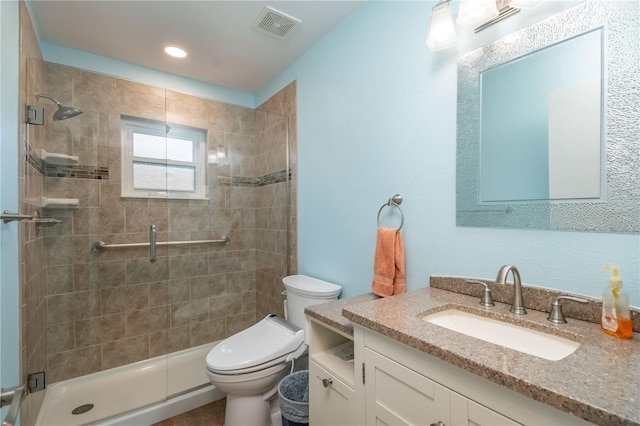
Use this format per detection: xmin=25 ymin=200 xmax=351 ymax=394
xmin=35 ymin=92 xmax=61 ymax=106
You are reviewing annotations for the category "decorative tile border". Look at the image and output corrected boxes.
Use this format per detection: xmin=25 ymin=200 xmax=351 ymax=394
xmin=218 ymin=169 xmax=290 ymax=188
xmin=45 ymin=164 xmax=109 ymax=179
xmin=28 ymin=145 xmax=289 ymax=187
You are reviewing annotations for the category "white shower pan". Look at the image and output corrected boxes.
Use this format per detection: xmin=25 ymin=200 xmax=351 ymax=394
xmin=35 ymin=342 xmax=224 ymax=426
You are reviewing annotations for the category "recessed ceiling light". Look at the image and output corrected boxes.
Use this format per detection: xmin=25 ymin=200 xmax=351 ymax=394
xmin=164 ymin=45 xmax=187 ymax=58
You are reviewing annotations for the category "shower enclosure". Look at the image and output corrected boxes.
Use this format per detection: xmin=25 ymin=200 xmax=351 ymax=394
xmin=20 ymin=57 xmax=297 ymax=422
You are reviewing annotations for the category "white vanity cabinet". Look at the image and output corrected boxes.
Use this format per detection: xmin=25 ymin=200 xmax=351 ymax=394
xmin=307 ymin=315 xmax=593 ymax=426
xmin=360 ymin=327 xmax=593 ymax=426
xmin=365 ymin=347 xmax=520 ymax=426
xmin=307 ymin=318 xmax=360 ymax=426
xmin=309 ymin=361 xmax=356 ymax=425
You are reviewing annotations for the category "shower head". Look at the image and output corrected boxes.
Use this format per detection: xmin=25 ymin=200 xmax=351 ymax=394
xmin=36 ymin=92 xmax=83 ymax=121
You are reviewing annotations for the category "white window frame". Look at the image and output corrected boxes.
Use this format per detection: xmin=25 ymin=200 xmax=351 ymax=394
xmin=121 ymin=115 xmax=208 ymax=200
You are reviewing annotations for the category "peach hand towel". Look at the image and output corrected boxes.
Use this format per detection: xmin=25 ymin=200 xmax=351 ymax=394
xmin=371 ymin=226 xmax=406 ymax=297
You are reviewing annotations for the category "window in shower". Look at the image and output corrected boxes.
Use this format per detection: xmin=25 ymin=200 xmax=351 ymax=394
xmin=121 ymin=115 xmax=208 ymax=199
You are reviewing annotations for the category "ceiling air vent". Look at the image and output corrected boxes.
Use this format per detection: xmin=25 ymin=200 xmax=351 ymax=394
xmin=251 ymin=6 xmax=301 ymax=39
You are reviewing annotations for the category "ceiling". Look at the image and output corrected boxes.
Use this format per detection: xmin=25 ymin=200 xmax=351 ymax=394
xmin=27 ymin=1 xmax=364 ymax=93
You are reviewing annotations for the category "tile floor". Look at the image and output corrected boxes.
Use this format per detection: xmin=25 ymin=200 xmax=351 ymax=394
xmin=152 ymin=398 xmax=226 ymax=426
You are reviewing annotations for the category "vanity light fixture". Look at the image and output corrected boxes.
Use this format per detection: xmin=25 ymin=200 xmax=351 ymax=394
xmin=164 ymin=45 xmax=187 ymax=58
xmin=509 ymin=0 xmax=543 ymax=9
xmin=426 ymin=0 xmax=458 ymax=52
xmin=456 ymin=0 xmax=499 ymax=29
xmin=426 ymin=0 xmax=542 ymax=52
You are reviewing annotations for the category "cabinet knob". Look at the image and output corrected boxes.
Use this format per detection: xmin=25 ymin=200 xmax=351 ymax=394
xmin=429 ymin=422 xmax=446 ymax=426
xmin=322 ymin=378 xmax=333 ymax=388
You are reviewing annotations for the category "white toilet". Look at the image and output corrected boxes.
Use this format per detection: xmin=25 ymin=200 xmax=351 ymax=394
xmin=205 ymin=275 xmax=342 ymax=426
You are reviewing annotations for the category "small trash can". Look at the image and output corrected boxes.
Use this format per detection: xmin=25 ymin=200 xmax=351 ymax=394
xmin=278 ymin=370 xmax=309 ymax=426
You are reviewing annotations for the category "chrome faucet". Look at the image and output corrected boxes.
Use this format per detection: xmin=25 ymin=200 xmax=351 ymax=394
xmin=495 ymin=265 xmax=526 ymax=315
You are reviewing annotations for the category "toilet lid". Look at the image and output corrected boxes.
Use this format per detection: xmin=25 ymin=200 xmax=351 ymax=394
xmin=205 ymin=315 xmax=304 ymax=372
xmin=283 ymin=275 xmax=342 ymax=298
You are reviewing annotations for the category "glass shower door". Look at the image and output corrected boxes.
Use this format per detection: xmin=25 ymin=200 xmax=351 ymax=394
xmin=23 ymin=58 xmax=173 ymax=424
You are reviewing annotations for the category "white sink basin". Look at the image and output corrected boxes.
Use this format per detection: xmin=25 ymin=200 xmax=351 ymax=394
xmin=422 ymin=309 xmax=580 ymax=361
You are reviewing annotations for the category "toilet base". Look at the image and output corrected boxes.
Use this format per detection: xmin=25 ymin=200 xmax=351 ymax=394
xmin=225 ymin=393 xmax=283 ymax=426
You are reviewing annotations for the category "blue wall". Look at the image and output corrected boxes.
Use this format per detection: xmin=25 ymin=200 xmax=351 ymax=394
xmin=257 ymin=1 xmax=639 ymax=306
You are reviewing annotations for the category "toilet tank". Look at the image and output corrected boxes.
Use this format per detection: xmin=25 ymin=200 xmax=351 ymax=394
xmin=283 ymin=275 xmax=342 ymax=332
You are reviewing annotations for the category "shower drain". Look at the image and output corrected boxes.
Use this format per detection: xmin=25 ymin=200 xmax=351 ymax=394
xmin=71 ymin=404 xmax=94 ymax=415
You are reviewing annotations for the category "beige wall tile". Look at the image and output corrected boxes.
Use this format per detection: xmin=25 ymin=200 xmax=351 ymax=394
xmin=73 ymin=260 xmax=126 ymax=290
xmin=125 ymin=257 xmax=169 ymax=284
xmin=101 ymin=335 xmax=148 ymax=370
xmin=46 ymin=322 xmax=74 ymax=354
xmin=191 ymin=275 xmax=226 ymax=299
xmin=209 ymin=293 xmax=242 ymax=319
xmin=167 ymin=278 xmax=191 ymax=304
xmin=47 ymin=346 xmax=101 ymax=383
xmin=171 ymin=299 xmax=209 ymax=327
xmin=47 ymin=264 xmax=74 ymax=295
xmin=226 ymin=312 xmax=258 ymax=336
xmin=126 ymin=306 xmax=170 ymax=337
xmin=101 ymin=284 xmax=149 ymax=315
xmin=190 ymin=319 xmax=225 ymax=346
xmin=75 ymin=314 xmax=126 ymax=348
xmin=167 ymin=326 xmax=190 ymax=353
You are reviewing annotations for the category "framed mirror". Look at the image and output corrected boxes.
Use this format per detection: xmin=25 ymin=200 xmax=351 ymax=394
xmin=456 ymin=1 xmax=639 ymax=233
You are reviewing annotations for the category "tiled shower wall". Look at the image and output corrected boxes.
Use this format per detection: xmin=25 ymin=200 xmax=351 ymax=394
xmin=255 ymin=83 xmax=298 ymax=317
xmin=20 ymin=58 xmax=295 ymax=384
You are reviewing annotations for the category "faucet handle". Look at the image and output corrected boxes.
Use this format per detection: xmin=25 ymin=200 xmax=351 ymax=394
xmin=547 ymin=295 xmax=588 ymax=324
xmin=467 ymin=280 xmax=495 ymax=307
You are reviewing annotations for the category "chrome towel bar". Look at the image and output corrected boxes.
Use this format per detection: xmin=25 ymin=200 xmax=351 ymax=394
xmin=91 ymin=236 xmax=230 ymax=254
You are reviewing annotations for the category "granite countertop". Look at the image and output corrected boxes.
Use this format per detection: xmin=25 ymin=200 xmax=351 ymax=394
xmin=305 ymin=292 xmax=379 ymax=336
xmin=341 ymin=287 xmax=640 ymax=426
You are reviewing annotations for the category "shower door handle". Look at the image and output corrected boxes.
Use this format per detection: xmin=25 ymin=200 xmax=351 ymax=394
xmin=1 ymin=211 xmax=33 ymax=223
xmin=1 ymin=384 xmax=26 ymax=426
xmin=149 ymin=224 xmax=157 ymax=263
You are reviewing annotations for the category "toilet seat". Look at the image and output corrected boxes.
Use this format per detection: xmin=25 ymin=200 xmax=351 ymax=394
xmin=206 ymin=315 xmax=304 ymax=374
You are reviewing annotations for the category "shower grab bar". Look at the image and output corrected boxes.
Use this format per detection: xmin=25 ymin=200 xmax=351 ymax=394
xmin=149 ymin=224 xmax=157 ymax=263
xmin=91 ymin=236 xmax=230 ymax=254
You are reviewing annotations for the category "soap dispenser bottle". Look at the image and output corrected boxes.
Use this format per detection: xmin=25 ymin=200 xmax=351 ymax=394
xmin=601 ymin=265 xmax=632 ymax=339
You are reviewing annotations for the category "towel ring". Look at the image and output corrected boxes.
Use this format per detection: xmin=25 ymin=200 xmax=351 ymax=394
xmin=377 ymin=194 xmax=404 ymax=231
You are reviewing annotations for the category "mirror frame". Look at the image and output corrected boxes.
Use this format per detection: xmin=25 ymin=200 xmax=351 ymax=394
xmin=456 ymin=1 xmax=639 ymax=233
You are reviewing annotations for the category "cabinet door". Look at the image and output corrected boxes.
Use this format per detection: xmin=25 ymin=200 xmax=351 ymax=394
xmin=364 ymin=348 xmax=450 ymax=426
xmin=450 ymin=391 xmax=522 ymax=426
xmin=310 ymin=360 xmax=356 ymax=426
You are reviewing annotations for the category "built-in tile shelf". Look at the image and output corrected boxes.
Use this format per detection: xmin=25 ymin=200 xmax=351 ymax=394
xmin=38 ymin=149 xmax=79 ymax=166
xmin=26 ymin=197 xmax=79 ymax=209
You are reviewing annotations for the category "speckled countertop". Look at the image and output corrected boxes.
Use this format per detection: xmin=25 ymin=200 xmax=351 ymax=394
xmin=339 ymin=287 xmax=640 ymax=426
xmin=305 ymin=293 xmax=379 ymax=336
